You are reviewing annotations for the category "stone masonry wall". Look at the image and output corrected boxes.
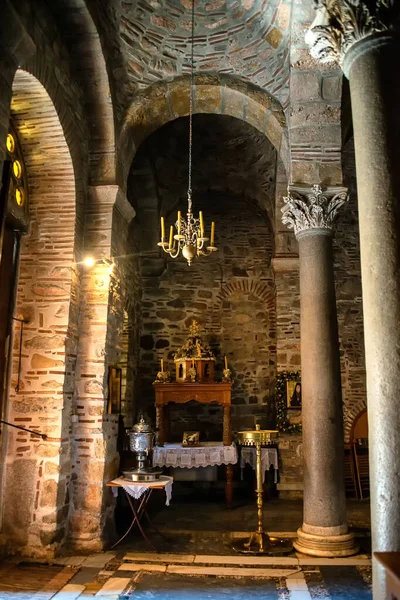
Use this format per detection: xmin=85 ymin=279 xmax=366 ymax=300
xmin=3 ymin=74 xmax=78 ymax=555
xmin=138 ymin=191 xmax=276 ymax=439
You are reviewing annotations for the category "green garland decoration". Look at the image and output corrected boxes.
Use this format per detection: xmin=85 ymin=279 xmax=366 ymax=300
xmin=275 ymin=370 xmax=302 ymax=434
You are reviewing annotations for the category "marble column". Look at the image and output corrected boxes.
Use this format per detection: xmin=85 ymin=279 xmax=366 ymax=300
xmin=306 ymin=4 xmax=400 ymax=596
xmin=282 ymin=184 xmax=358 ymax=557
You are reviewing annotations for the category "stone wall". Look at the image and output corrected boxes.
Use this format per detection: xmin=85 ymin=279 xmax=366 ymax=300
xmin=276 ymin=433 xmax=303 ymax=497
xmin=128 ymin=114 xmax=279 ymax=438
xmin=138 ymin=190 xmax=276 ymax=438
xmin=2 ymin=73 xmax=78 ymax=556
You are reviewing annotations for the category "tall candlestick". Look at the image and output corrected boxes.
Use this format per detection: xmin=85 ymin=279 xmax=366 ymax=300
xmin=161 ymin=358 xmax=164 ymax=372
xmin=177 ymin=211 xmax=181 ymax=234
xmin=161 ymin=216 xmax=165 ymax=240
xmin=224 ymin=355 xmax=228 ymax=370
xmin=199 ymin=211 xmax=204 ymax=235
xmin=169 ymin=225 xmax=174 ymax=249
xmin=211 ymin=221 xmax=215 ymax=245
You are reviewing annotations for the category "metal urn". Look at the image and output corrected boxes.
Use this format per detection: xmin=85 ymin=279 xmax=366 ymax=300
xmin=125 ymin=416 xmax=161 ymax=482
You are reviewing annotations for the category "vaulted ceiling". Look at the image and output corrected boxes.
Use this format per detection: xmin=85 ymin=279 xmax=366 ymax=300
xmin=120 ymin=0 xmax=291 ymax=107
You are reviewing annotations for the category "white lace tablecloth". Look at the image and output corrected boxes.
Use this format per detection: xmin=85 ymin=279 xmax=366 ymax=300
xmin=153 ymin=442 xmax=238 ymax=469
xmin=109 ymin=475 xmax=173 ymax=505
xmin=240 ymin=447 xmax=279 ymax=483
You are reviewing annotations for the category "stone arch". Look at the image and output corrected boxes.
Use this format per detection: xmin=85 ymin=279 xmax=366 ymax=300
xmin=216 ymin=279 xmax=276 ymax=316
xmin=1 ymin=69 xmax=78 ymax=556
xmin=119 ymin=74 xmax=288 ymax=190
xmin=214 ymin=279 xmax=276 ymax=341
xmin=343 ymin=399 xmax=367 ymax=443
xmin=47 ymin=0 xmax=116 ymax=185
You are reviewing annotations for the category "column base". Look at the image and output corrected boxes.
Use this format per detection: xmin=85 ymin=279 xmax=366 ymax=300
xmin=293 ymin=527 xmax=359 ymax=557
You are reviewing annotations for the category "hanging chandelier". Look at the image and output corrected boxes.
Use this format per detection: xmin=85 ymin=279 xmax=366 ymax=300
xmin=157 ymin=0 xmax=217 ymax=266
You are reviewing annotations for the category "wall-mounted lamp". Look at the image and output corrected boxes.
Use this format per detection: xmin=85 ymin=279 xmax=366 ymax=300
xmin=82 ymin=257 xmax=114 ymax=275
xmin=83 ymin=256 xmax=96 ymax=268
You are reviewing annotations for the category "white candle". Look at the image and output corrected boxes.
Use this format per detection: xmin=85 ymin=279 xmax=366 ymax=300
xmin=224 ymin=355 xmax=228 ymax=369
xmin=169 ymin=225 xmax=174 ymax=248
xmin=199 ymin=211 xmax=204 ymax=235
xmin=161 ymin=216 xmax=165 ymax=240
xmin=211 ymin=221 xmax=215 ymax=245
xmin=177 ymin=211 xmax=181 ymax=234
xmin=161 ymin=358 xmax=164 ymax=372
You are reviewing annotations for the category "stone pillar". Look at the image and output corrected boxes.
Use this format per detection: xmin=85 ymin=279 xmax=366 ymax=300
xmin=69 ymin=186 xmax=135 ymax=552
xmin=306 ymin=4 xmax=400 ymax=596
xmin=282 ymin=184 xmax=357 ymax=556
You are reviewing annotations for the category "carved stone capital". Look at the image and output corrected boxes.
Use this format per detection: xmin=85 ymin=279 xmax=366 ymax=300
xmin=305 ymin=0 xmax=400 ymax=70
xmin=281 ymin=184 xmax=348 ymax=239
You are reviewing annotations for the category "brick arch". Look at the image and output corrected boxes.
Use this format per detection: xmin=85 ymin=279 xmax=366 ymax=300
xmin=2 ymin=69 xmax=78 ymax=557
xmin=343 ymin=399 xmax=367 ymax=443
xmin=216 ymin=279 xmax=276 ymax=315
xmin=119 ymin=74 xmax=288 ymax=190
xmin=46 ymin=0 xmax=116 ymax=185
xmin=20 ymin=54 xmax=87 ymax=214
xmin=213 ymin=278 xmax=276 ymax=341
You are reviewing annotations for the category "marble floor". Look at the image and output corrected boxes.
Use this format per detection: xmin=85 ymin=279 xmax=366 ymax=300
xmin=0 ymin=498 xmax=372 ymax=599
xmin=0 ymin=551 xmax=372 ymax=599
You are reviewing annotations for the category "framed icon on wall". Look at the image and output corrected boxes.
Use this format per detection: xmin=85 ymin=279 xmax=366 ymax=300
xmin=107 ymin=366 xmax=122 ymax=414
xmin=287 ymin=380 xmax=302 ymax=408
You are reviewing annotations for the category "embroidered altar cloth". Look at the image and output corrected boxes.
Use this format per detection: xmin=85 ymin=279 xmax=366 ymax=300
xmin=240 ymin=447 xmax=279 ymax=483
xmin=153 ymin=442 xmax=238 ymax=469
xmin=110 ymin=475 xmax=173 ymax=505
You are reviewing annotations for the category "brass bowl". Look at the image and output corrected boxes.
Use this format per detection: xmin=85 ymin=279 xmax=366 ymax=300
xmin=236 ymin=425 xmax=278 ymax=446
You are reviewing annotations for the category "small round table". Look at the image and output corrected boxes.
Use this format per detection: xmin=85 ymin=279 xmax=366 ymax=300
xmin=107 ymin=475 xmax=173 ymax=550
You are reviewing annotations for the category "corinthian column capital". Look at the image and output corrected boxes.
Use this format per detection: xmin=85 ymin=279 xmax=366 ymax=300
xmin=282 ymin=184 xmax=348 ymax=239
xmin=305 ymin=1 xmax=400 ymax=70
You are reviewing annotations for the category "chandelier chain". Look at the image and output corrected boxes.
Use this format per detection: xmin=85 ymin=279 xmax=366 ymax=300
xmin=157 ymin=0 xmax=217 ymax=265
xmin=188 ymin=0 xmax=194 ymax=205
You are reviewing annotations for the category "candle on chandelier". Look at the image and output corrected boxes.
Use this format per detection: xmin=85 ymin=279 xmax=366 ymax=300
xmin=199 ymin=211 xmax=204 ymax=236
xmin=211 ymin=221 xmax=215 ymax=245
xmin=177 ymin=211 xmax=181 ymax=234
xmin=224 ymin=355 xmax=228 ymax=370
xmin=161 ymin=216 xmax=165 ymax=240
xmin=169 ymin=225 xmax=174 ymax=249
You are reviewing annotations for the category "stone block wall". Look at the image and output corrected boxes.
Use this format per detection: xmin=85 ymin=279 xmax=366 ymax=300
xmin=2 ymin=73 xmax=79 ymax=556
xmin=276 ymin=433 xmax=303 ymax=497
xmin=138 ymin=191 xmax=276 ymax=439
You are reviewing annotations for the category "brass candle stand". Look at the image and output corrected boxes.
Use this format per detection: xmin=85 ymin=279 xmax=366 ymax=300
xmin=233 ymin=425 xmax=293 ymax=555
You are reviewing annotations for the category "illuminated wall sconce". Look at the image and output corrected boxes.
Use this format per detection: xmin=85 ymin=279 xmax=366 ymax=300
xmin=83 ymin=256 xmax=96 ymax=268
xmin=82 ymin=257 xmax=114 ymax=274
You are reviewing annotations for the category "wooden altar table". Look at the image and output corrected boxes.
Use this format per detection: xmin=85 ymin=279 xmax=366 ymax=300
xmin=154 ymin=382 xmax=233 ymax=504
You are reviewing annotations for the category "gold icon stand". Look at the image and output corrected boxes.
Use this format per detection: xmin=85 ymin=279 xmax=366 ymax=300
xmin=233 ymin=425 xmax=293 ymax=555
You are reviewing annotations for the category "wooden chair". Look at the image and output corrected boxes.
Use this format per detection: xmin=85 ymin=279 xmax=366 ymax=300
xmin=344 ymin=443 xmax=359 ymax=498
xmin=349 ymin=409 xmax=370 ymax=499
xmin=354 ymin=444 xmax=369 ymax=499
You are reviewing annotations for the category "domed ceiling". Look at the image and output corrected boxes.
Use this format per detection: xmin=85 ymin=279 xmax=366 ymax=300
xmin=120 ymin=0 xmax=291 ymax=107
